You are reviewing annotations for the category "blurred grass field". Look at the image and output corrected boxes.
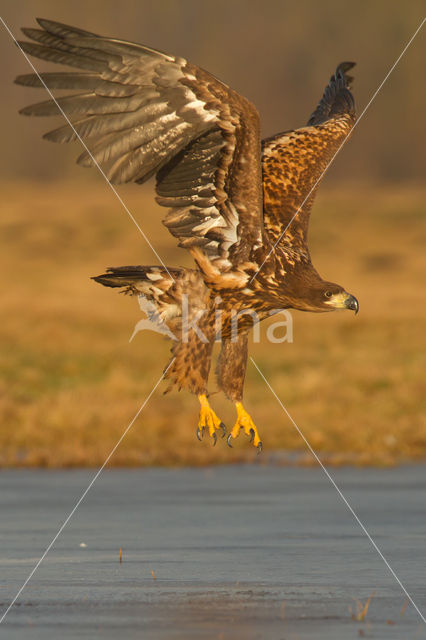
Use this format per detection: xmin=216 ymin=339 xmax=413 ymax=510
xmin=0 ymin=180 xmax=425 ymax=467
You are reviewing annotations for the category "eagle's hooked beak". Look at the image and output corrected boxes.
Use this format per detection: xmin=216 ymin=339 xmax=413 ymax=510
xmin=345 ymin=294 xmax=359 ymax=314
xmin=325 ymin=291 xmax=359 ymax=314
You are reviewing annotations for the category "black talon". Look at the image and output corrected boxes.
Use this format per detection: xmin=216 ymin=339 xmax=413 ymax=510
xmin=212 ymin=432 xmax=217 ymax=446
xmin=257 ymin=441 xmax=263 ymax=454
xmin=227 ymin=434 xmax=233 ymax=448
xmin=249 ymin=428 xmax=255 ymax=443
xmin=196 ymin=426 xmax=204 ymax=441
xmin=220 ymin=422 xmax=226 ymax=438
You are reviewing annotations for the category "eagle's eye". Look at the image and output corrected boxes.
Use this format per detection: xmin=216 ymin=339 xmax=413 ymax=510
xmin=324 ymin=291 xmax=333 ymax=298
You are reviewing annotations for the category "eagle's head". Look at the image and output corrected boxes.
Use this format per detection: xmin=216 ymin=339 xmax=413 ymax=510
xmin=295 ymin=280 xmax=359 ymax=314
xmin=285 ymin=274 xmax=359 ymax=313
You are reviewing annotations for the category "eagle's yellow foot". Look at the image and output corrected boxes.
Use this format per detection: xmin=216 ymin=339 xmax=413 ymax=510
xmin=227 ymin=402 xmax=262 ymax=453
xmin=197 ymin=394 xmax=226 ymax=446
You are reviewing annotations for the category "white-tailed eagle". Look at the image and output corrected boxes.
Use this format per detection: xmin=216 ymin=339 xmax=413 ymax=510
xmin=16 ymin=19 xmax=359 ymax=451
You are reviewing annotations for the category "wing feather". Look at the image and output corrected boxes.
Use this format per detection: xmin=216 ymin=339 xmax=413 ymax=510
xmin=15 ymin=71 xmax=140 ymax=96
xmin=16 ymin=18 xmax=263 ymax=272
xmin=262 ymin=63 xmax=356 ymax=254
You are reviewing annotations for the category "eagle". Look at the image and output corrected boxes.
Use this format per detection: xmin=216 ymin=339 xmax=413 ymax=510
xmin=16 ymin=19 xmax=359 ymax=452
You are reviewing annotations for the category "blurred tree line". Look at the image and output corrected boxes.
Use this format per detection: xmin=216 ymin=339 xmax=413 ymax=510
xmin=0 ymin=0 xmax=424 ymax=183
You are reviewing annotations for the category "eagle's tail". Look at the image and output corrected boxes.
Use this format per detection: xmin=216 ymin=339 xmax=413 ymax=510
xmin=92 ymin=265 xmax=181 ymax=295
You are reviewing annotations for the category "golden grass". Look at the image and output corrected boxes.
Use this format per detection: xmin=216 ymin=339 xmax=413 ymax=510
xmin=350 ymin=591 xmax=376 ymax=622
xmin=0 ymin=181 xmax=425 ymax=467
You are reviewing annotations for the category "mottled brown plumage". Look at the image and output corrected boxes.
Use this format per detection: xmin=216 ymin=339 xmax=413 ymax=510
xmin=16 ymin=19 xmax=359 ymax=450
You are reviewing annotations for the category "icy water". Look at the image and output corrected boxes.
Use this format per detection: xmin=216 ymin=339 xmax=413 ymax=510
xmin=0 ymin=465 xmax=425 ymax=639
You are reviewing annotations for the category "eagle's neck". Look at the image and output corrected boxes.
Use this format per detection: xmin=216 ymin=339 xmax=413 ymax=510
xmin=249 ymin=244 xmax=325 ymax=309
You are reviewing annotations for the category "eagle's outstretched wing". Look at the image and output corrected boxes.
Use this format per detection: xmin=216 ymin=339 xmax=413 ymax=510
xmin=16 ymin=19 xmax=263 ymax=272
xmin=262 ymin=63 xmax=356 ymax=255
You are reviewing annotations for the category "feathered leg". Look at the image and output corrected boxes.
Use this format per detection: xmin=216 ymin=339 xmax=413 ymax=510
xmin=216 ymin=333 xmax=262 ymax=451
xmin=165 ymin=312 xmax=226 ymax=444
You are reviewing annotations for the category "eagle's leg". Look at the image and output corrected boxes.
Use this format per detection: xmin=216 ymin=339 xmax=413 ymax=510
xmin=165 ymin=315 xmax=226 ymax=444
xmin=216 ymin=333 xmax=262 ymax=452
xmin=197 ymin=394 xmax=226 ymax=444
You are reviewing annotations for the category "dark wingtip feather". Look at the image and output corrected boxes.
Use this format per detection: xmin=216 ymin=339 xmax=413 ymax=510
xmin=336 ymin=61 xmax=356 ymax=73
xmin=35 ymin=17 xmax=49 ymax=28
xmin=35 ymin=17 xmax=97 ymax=37
xmin=91 ymin=272 xmax=127 ymax=289
xmin=16 ymin=40 xmax=29 ymax=52
xmin=335 ymin=61 xmax=356 ymax=88
xmin=92 ymin=274 xmax=115 ymax=287
xmin=21 ymin=27 xmax=37 ymax=39
xmin=14 ymin=73 xmax=37 ymax=87
xmin=307 ymin=61 xmax=356 ymax=126
xmin=18 ymin=101 xmax=46 ymax=116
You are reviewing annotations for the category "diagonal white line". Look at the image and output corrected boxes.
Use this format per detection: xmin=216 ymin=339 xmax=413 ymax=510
xmin=0 ymin=16 xmax=176 ymax=282
xmin=0 ymin=359 xmax=174 ymax=625
xmin=249 ymin=16 xmax=425 ymax=284
xmin=250 ymin=356 xmax=426 ymax=624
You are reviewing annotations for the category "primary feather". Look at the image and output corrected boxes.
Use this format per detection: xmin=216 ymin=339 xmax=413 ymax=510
xmin=17 ymin=18 xmax=263 ymax=273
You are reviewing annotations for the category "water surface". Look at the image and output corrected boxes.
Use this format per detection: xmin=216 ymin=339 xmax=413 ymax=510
xmin=0 ymin=465 xmax=425 ymax=638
